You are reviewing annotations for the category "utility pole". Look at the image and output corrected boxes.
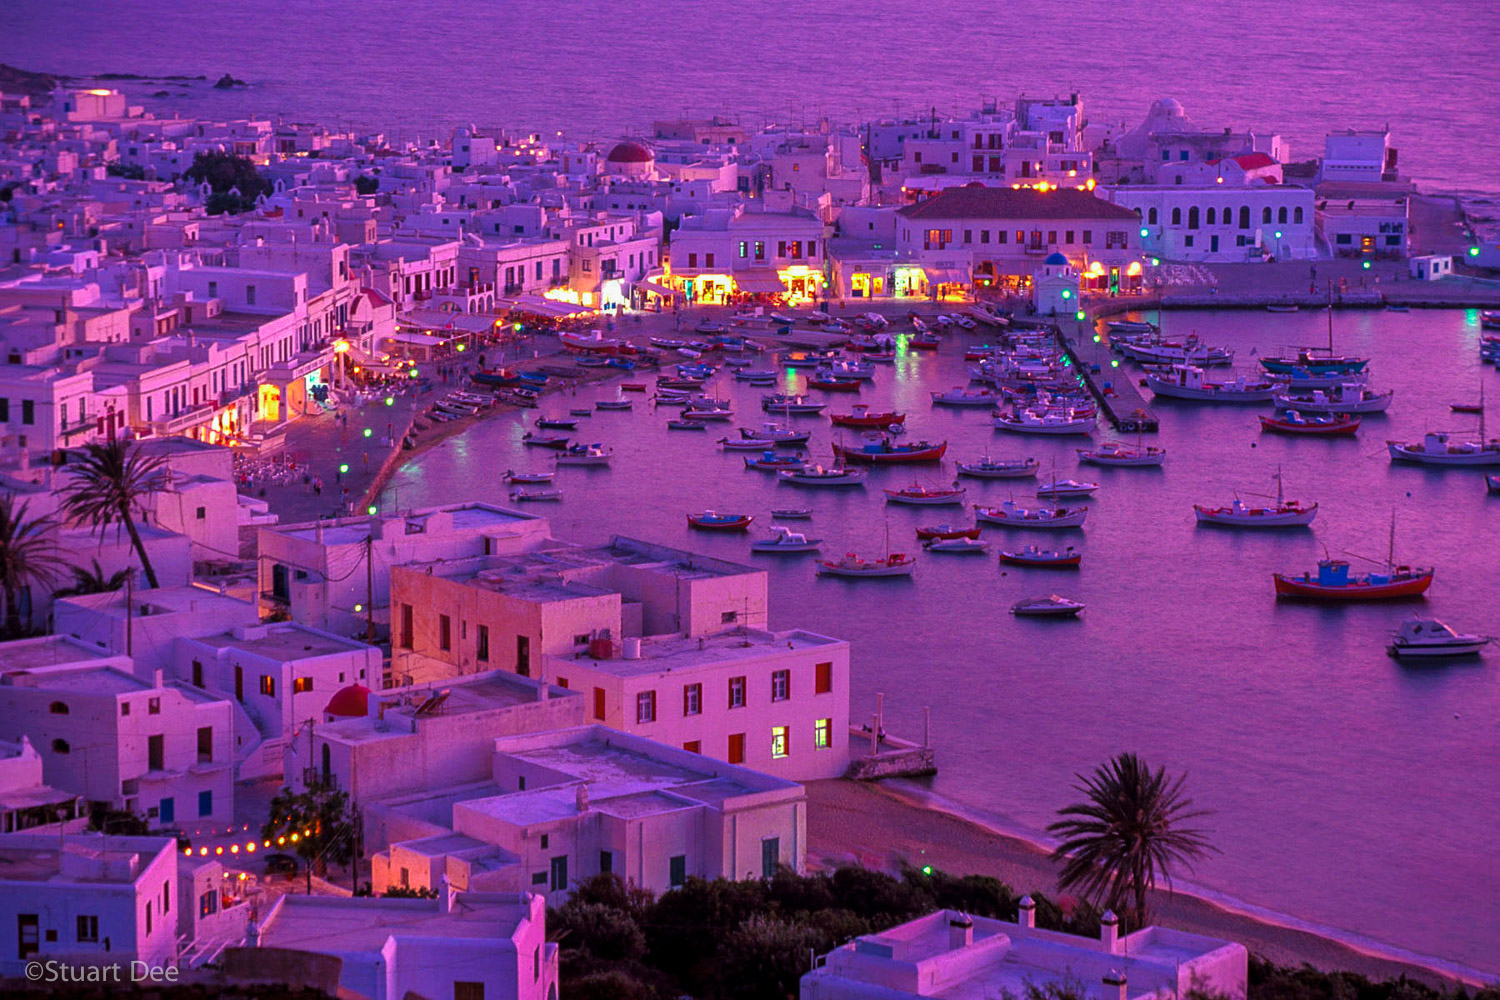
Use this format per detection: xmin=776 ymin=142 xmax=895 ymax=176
xmin=364 ymin=534 xmax=376 ymax=643
xmin=125 ymin=570 xmax=133 ymax=658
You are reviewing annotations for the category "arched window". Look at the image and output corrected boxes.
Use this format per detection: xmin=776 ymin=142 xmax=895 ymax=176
xmin=1206 ymin=208 xmax=1217 ymax=226
xmin=1262 ymin=207 xmax=1273 ymax=224
xmin=1293 ymin=206 xmax=1304 ymax=224
xmin=49 ymin=701 xmax=69 ymax=715
xmin=51 ymin=739 xmax=70 ymax=754
xmin=1148 ymin=207 xmax=1159 ymax=225
xmin=1187 ymin=206 xmax=1200 ymax=229
xmin=1239 ymin=206 xmax=1251 ymax=229
xmin=1170 ymin=207 xmax=1182 ymax=226
xmin=1278 ymin=206 xmax=1289 ymax=224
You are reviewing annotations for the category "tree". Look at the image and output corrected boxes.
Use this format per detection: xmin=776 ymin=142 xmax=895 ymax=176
xmin=58 ymin=439 xmax=168 ymax=590
xmin=716 ymin=914 xmax=821 ymax=1000
xmin=54 ymin=558 xmax=132 ymax=598
xmin=0 ymin=495 xmax=63 ymax=636
xmin=354 ymin=174 xmax=380 ymax=195
xmin=183 ymin=150 xmax=271 ymax=215
xmin=1047 ymin=752 xmax=1216 ymax=928
xmin=261 ymin=777 xmax=357 ymax=894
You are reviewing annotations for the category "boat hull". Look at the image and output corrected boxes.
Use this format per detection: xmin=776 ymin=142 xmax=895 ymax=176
xmin=1387 ymin=443 xmax=1500 ymax=466
xmin=999 ymin=552 xmax=1081 ymax=568
xmin=1274 ymin=571 xmax=1433 ymax=600
xmin=1194 ymin=505 xmax=1317 ymax=527
xmin=1389 ymin=640 xmax=1489 ymax=658
xmin=993 ymin=417 xmax=1096 ymax=435
xmin=833 ymin=442 xmax=947 ymax=464
xmin=957 ymin=461 xmax=1040 ymax=478
xmin=1259 ymin=415 xmax=1360 ymax=436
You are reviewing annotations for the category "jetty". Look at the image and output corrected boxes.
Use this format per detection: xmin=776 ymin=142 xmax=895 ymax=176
xmin=1055 ymin=313 xmax=1160 ymax=433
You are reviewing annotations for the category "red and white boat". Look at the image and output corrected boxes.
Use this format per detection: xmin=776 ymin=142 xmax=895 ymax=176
xmin=833 ymin=437 xmax=947 ymax=464
xmin=975 ymin=500 xmax=1088 ymax=529
xmin=1195 ymin=470 xmax=1314 ymax=527
xmin=1274 ymin=560 xmax=1432 ymax=600
xmin=931 ymin=386 xmax=1001 ymax=407
xmin=1076 ymin=442 xmax=1165 ymax=467
xmin=883 ymin=483 xmax=967 ymax=506
xmin=830 ymin=405 xmax=906 ymax=428
xmin=816 ymin=552 xmax=915 ymax=578
xmin=999 ymin=545 xmax=1081 ymax=568
xmin=915 ymin=524 xmax=981 ymax=540
xmin=807 ymin=374 xmax=862 ymax=392
xmin=687 ymin=511 xmax=754 ymax=531
xmin=1258 ymin=411 xmax=1361 ymax=436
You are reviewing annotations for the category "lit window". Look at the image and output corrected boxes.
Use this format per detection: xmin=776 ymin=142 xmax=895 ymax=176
xmin=293 ymin=677 xmax=313 ymax=694
xmin=771 ymin=726 xmax=789 ymax=758
xmin=259 ymin=676 xmax=275 ymax=697
xmin=815 ymin=718 xmax=833 ymax=749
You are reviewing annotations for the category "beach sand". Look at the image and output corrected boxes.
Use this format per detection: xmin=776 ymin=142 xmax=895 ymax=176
xmin=805 ymin=779 xmax=1469 ymax=986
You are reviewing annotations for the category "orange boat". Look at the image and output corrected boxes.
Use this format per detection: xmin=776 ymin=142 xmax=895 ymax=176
xmin=833 ymin=437 xmax=947 ymax=464
xmin=915 ymin=524 xmax=980 ymax=540
xmin=1273 ymin=560 xmax=1432 ymax=600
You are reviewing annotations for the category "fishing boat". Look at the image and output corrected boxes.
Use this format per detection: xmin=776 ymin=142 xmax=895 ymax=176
xmin=1194 ymin=469 xmax=1316 ymax=527
xmin=761 ymin=393 xmax=827 ymax=414
xmin=750 ymin=526 xmax=822 ymax=553
xmin=993 ymin=410 xmax=1096 ymax=435
xmin=1010 ymin=594 xmax=1085 ymax=617
xmin=555 ymin=443 xmax=612 ymax=466
xmin=1258 ymin=410 xmax=1361 ymax=436
xmin=741 ymin=424 xmax=812 ymax=445
xmin=720 ymin=437 xmax=777 ymax=451
xmin=1115 ymin=334 xmax=1235 ymax=367
xmin=833 ymin=436 xmax=947 ymax=464
xmin=1274 ymin=513 xmax=1431 ymax=599
xmin=1387 ymin=618 xmax=1490 ymax=659
xmin=883 ymin=483 xmax=967 ymax=506
xmin=956 ymin=456 xmax=1040 ymax=479
xmin=867 ymin=351 xmax=897 ymax=363
xmin=1270 ymin=366 xmax=1365 ymax=391
xmin=744 ymin=452 xmax=807 ymax=472
xmin=681 ymin=406 xmax=734 ymax=422
xmin=1146 ymin=365 xmax=1277 ymax=403
xmin=777 ymin=465 xmax=868 ymax=487
xmin=1258 ymin=350 xmax=1367 ymax=375
xmin=687 ymin=511 xmax=753 ymax=531
xmin=1451 ymin=402 xmax=1484 ymax=414
xmin=1265 ymin=304 xmax=1299 ymax=313
xmin=509 ymin=488 xmax=563 ymax=502
xmin=931 ymin=386 xmax=1001 ymax=407
xmin=504 ymin=469 xmax=555 ymax=484
xmin=1386 ymin=432 xmax=1500 ymax=466
xmin=975 ymin=500 xmax=1088 ymax=529
xmin=1036 ymin=479 xmax=1099 ymax=498
xmin=816 ymin=551 xmax=916 ymax=578
xmin=734 ymin=368 xmax=779 ymax=383
xmin=915 ymin=524 xmax=981 ymax=540
xmin=595 ymin=399 xmax=633 ymax=411
xmin=830 ymin=405 xmax=905 ymax=428
xmin=999 ymin=545 xmax=1081 ymax=568
xmin=521 ymin=432 xmax=571 ymax=449
xmin=667 ymin=419 xmax=708 ymax=431
xmin=1076 ymin=442 xmax=1165 ymax=467
xmin=771 ymin=507 xmax=813 ymax=519
xmin=924 ymin=536 xmax=990 ymax=554
xmin=535 ymin=417 xmax=578 ymax=430
xmin=807 ymin=374 xmax=863 ymax=392
xmin=1271 ymin=384 xmax=1393 ymax=414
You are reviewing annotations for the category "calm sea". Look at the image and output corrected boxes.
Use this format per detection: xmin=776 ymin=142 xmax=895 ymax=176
xmin=7 ymin=0 xmax=1499 ymax=973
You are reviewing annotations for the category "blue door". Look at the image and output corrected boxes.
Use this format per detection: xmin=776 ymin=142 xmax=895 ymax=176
xmin=158 ymin=797 xmax=174 ymax=824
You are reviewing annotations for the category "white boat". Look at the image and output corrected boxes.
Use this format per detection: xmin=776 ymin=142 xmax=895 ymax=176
xmin=750 ymin=526 xmax=823 ymax=553
xmin=761 ymin=393 xmax=827 ymax=414
xmin=816 ymin=552 xmax=915 ymax=578
xmin=555 ymin=444 xmax=613 ymax=466
xmin=1488 ymin=475 xmax=1500 ymax=493
xmin=1076 ymin=442 xmax=1166 ymax=467
xmin=956 ymin=456 xmax=1040 ymax=479
xmin=883 ymin=484 xmax=967 ymax=506
xmin=735 ymin=368 xmax=779 ymax=382
xmin=1011 ymin=594 xmax=1085 ymax=617
xmin=1272 ymin=384 xmax=1394 ymax=414
xmin=741 ymin=424 xmax=812 ymax=445
xmin=595 ymin=399 xmax=633 ymax=410
xmin=1106 ymin=319 xmax=1156 ymax=334
xmin=993 ymin=410 xmax=1097 ymax=435
xmin=932 ymin=386 xmax=1002 ymax=407
xmin=1115 ymin=336 xmax=1234 ymax=367
xmin=975 ymin=500 xmax=1088 ymax=529
xmin=1146 ymin=365 xmax=1277 ymax=403
xmin=1036 ymin=479 xmax=1099 ymax=498
xmin=1387 ymin=618 xmax=1490 ymax=659
xmin=682 ymin=407 xmax=734 ymax=421
xmin=771 ymin=507 xmax=813 ymax=519
xmin=923 ymin=536 xmax=989 ymax=554
xmin=509 ymin=488 xmax=563 ymax=502
xmin=777 ymin=465 xmax=868 ymax=486
xmin=1193 ymin=470 xmax=1316 ymax=527
xmin=720 ymin=437 xmax=777 ymax=451
xmin=505 ymin=469 xmax=555 ymax=484
xmin=1386 ymin=432 xmax=1500 ymax=466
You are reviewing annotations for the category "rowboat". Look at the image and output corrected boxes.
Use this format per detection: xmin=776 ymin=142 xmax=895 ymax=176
xmin=735 ymin=368 xmax=779 ymax=383
xmin=931 ymin=387 xmax=1001 ymax=407
xmin=720 ymin=437 xmax=778 ymax=451
xmin=505 ymin=469 xmax=555 ymax=484
xmin=883 ymin=483 xmax=967 ymax=506
xmin=1489 ymin=475 xmax=1500 ymax=493
xmin=830 ymin=406 xmax=905 ymax=428
xmin=596 ymin=399 xmax=633 ymax=410
xmin=1266 ymin=304 xmax=1299 ymax=313
xmin=999 ymin=545 xmax=1081 ymax=568
xmin=1036 ymin=479 xmax=1099 ymax=498
xmin=923 ymin=537 xmax=989 ymax=554
xmin=833 ymin=437 xmax=947 ymax=464
xmin=777 ymin=465 xmax=868 ymax=487
xmin=956 ymin=457 xmax=1040 ymax=479
xmin=1146 ymin=365 xmax=1277 ymax=403
xmin=650 ymin=337 xmax=686 ymax=349
xmin=993 ymin=410 xmax=1096 ymax=435
xmin=1387 ymin=617 xmax=1490 ymax=659
xmin=750 ymin=526 xmax=822 ymax=553
xmin=816 ymin=552 xmax=915 ymax=578
xmin=1258 ymin=411 xmax=1361 ymax=436
xmin=555 ymin=444 xmax=612 ymax=466
xmin=688 ymin=511 xmax=753 ymax=531
xmin=909 ymin=333 xmax=940 ymax=350
xmin=522 ymin=432 xmax=570 ymax=449
xmin=1011 ymin=594 xmax=1084 ymax=617
xmin=682 ymin=407 xmax=734 ymax=422
xmin=915 ymin=524 xmax=981 ymax=540
xmin=667 ymin=419 xmax=708 ymax=431
xmin=695 ymin=320 xmax=727 ymax=335
xmin=807 ymin=374 xmax=863 ymax=392
xmin=771 ymin=507 xmax=813 ymax=519
xmin=1451 ymin=402 xmax=1484 ymax=414
xmin=744 ymin=452 xmax=807 ymax=472
xmin=1076 ymin=443 xmax=1165 ymax=467
xmin=509 ymin=488 xmax=563 ymax=502
xmin=535 ymin=417 xmax=578 ymax=430
xmin=975 ymin=500 xmax=1088 ymax=529
xmin=569 ymin=408 xmax=593 ymax=417
xmin=621 ymin=383 xmax=647 ymax=392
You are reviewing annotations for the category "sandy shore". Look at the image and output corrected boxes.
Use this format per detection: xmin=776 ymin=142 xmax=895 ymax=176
xmin=805 ymin=779 xmax=1477 ymax=986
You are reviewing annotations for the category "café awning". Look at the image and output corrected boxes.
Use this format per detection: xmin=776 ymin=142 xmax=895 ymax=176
xmin=735 ymin=270 xmax=787 ymax=294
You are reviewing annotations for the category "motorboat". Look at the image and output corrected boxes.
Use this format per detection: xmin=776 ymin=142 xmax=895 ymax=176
xmin=924 ymin=536 xmax=989 ymax=554
xmin=884 ymin=483 xmax=967 ymax=506
xmin=818 ymin=359 xmax=877 ymax=381
xmin=505 ymin=469 xmax=555 ymax=484
xmin=555 ymin=443 xmax=612 ymax=466
xmin=741 ymin=424 xmax=812 ymax=445
xmin=931 ymin=386 xmax=1001 ymax=407
xmin=744 ymin=452 xmax=807 ymax=472
xmin=975 ymin=500 xmax=1088 ymax=529
xmin=1036 ymin=479 xmax=1099 ymax=498
xmin=509 ymin=488 xmax=563 ymax=502
xmin=999 ymin=545 xmax=1081 ymax=568
xmin=682 ymin=406 xmax=734 ymax=422
xmin=1076 ymin=442 xmax=1165 ymax=467
xmin=909 ymin=332 xmax=941 ymax=351
xmin=688 ymin=511 xmax=754 ymax=531
xmin=1194 ymin=470 xmax=1316 ymax=527
xmin=1386 ymin=432 xmax=1500 ymax=467
xmin=762 ymin=393 xmax=827 ymax=414
xmin=1451 ymin=402 xmax=1484 ymax=414
xmin=833 ymin=436 xmax=947 ymax=464
xmin=1010 ymin=594 xmax=1085 ymax=617
xmin=650 ymin=337 xmax=687 ymax=349
xmin=993 ymin=410 xmax=1096 ymax=435
xmin=522 ymin=432 xmax=570 ymax=449
xmin=621 ymin=382 xmax=648 ymax=392
xmin=816 ymin=551 xmax=915 ymax=578
xmin=1272 ymin=384 xmax=1393 ymax=414
xmin=1258 ymin=411 xmax=1361 ymax=435
xmin=771 ymin=507 xmax=813 ymax=519
xmin=535 ymin=417 xmax=578 ymax=430
xmin=830 ymin=406 xmax=905 ymax=428
xmin=1271 ymin=366 xmax=1366 ymax=391
xmin=1387 ymin=617 xmax=1490 ymax=659
xmin=777 ymin=465 xmax=868 ymax=487
xmin=956 ymin=456 xmax=1040 ymax=479
xmin=1146 ymin=365 xmax=1277 ymax=403
xmin=915 ymin=524 xmax=981 ymax=540
xmin=1115 ymin=335 xmax=1234 ymax=367
xmin=1106 ymin=319 xmax=1156 ymax=334
xmin=667 ymin=419 xmax=708 ymax=431
xmin=734 ymin=368 xmax=780 ymax=383
xmin=750 ymin=526 xmax=822 ymax=553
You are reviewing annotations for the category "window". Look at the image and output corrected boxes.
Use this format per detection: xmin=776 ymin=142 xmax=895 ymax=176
xmin=754 ymin=241 xmax=765 ymax=260
xmin=728 ymin=675 xmax=746 ymax=708
xmin=439 ymin=614 xmax=452 ymax=652
xmin=517 ymin=635 xmax=531 ymax=676
xmin=771 ymin=726 xmax=789 ymax=758
xmin=207 ymin=280 xmax=217 ymax=298
xmin=197 ymin=726 xmax=213 ymax=763
xmin=198 ymin=790 xmax=213 ymax=817
xmin=687 ymin=252 xmax=697 ymax=268
xmin=199 ymin=890 xmax=217 ymax=918
xmin=455 ymin=984 xmax=485 ymax=1000
xmin=771 ymin=669 xmax=790 ymax=702
xmin=683 ymin=740 xmax=701 ymax=753
xmin=400 ymin=604 xmax=413 ymax=648
xmin=705 ymin=252 xmax=715 ymax=268
xmin=1171 ymin=207 xmax=1182 ymax=226
xmin=1187 ymin=207 xmax=1199 ymax=229
xmin=1385 ymin=235 xmax=1402 ymax=246
xmin=121 ymin=701 xmax=131 ymax=716
xmin=1184 ymin=235 xmax=1195 ymax=248
xmin=145 ymin=902 xmax=152 ymax=935
xmin=980 ymin=230 xmax=990 ymax=244
xmin=669 ymin=854 xmax=686 ymax=887
xmin=540 ymin=834 xmax=549 ymax=850
xmin=21 ymin=400 xmax=33 ymax=426
xmin=761 ymin=837 xmax=780 ymax=878
xmin=259 ymin=675 xmax=276 ymax=697
xmin=1262 ymin=207 xmax=1273 ymax=224
xmin=599 ymin=850 xmax=613 ymax=874
xmin=148 ymin=734 xmax=164 ymax=770
xmin=49 ymin=700 xmax=68 ymax=715
xmin=815 ymin=662 xmax=833 ymax=694
xmin=1336 ymin=234 xmax=1352 ymax=245
xmin=1294 ymin=206 xmax=1304 ymax=224
xmin=720 ymin=610 xmax=736 ymax=624
xmin=477 ymin=624 xmax=490 ymax=662
xmin=290 ymin=676 xmax=313 ymax=695
xmin=246 ymin=285 xmax=256 ymax=306
xmin=573 ymin=633 xmax=590 ymax=647
xmin=1047 ymin=231 xmax=1057 ymax=244
xmin=593 ymin=687 xmax=606 ymax=720
xmin=963 ymin=230 xmax=972 ymax=245
xmin=51 ymin=738 xmax=70 ymax=754
xmin=531 ymin=871 xmax=547 ymax=885
xmin=777 ymin=241 xmax=787 ymax=258
xmin=162 ymin=880 xmax=170 ymax=914
xmin=1278 ymin=206 xmax=1288 ymax=224
xmin=1240 ymin=206 xmax=1251 ymax=229
xmin=996 ymin=230 xmax=1008 ymax=244
xmin=1065 ymin=230 xmax=1074 ymax=244
xmin=815 ymin=718 xmax=833 ymax=748
xmin=195 ymin=506 xmax=206 ymax=520
xmin=636 ymin=690 xmax=656 ymax=724
xmin=738 ymin=241 xmax=748 ymax=259
xmin=728 ymin=732 xmax=745 ymax=764
xmin=549 ymin=855 xmax=568 ymax=892
xmin=683 ymin=683 xmax=702 ymax=716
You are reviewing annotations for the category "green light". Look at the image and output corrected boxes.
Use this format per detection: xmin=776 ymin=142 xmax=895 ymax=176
xmin=1469 ymin=247 xmax=1481 ymax=257
xmin=409 ymin=370 xmax=420 ymax=378
xmin=367 ymin=505 xmax=378 ymax=515
xmin=385 ymin=396 xmax=395 ymax=406
xmin=1110 ymin=359 xmax=1120 ymax=368
xmin=1362 ymin=260 xmax=1372 ymax=269
xmin=513 ymin=323 xmax=523 ymax=331
xmin=1092 ymin=334 xmax=1102 ymax=343
xmin=456 ymin=344 xmax=466 ymax=352
xmin=1150 ymin=257 xmax=1160 ymax=267
xmin=1139 ymin=227 xmax=1149 ymax=238
xmin=338 ymin=463 xmax=349 ymax=474
xmin=1075 ymin=310 xmax=1086 ymax=321
xmin=921 ymin=865 xmax=933 ymax=875
xmin=1061 ymin=289 xmax=1072 ymax=300
xmin=1274 ymin=231 xmax=1283 ymax=239
xmin=363 ymin=428 xmax=373 ymax=438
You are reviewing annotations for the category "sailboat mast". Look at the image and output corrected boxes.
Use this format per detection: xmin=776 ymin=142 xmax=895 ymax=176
xmin=1387 ymin=510 xmax=1396 ymax=571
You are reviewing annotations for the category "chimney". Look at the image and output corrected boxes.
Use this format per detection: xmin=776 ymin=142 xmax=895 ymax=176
xmin=438 ymin=873 xmax=452 ymax=913
xmin=947 ymin=912 xmax=973 ymax=951
xmin=1102 ymin=969 xmax=1127 ymax=1000
xmin=152 ymin=669 xmax=163 ymax=689
xmin=575 ymin=784 xmax=589 ymax=813
xmin=1017 ymin=895 xmax=1036 ymax=929
xmin=1100 ymin=910 xmax=1120 ymax=953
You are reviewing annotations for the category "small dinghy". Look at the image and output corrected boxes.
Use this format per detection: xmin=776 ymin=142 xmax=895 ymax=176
xmin=771 ymin=507 xmax=813 ymax=519
xmin=505 ymin=469 xmax=555 ymax=484
xmin=510 ymin=488 xmax=563 ymax=502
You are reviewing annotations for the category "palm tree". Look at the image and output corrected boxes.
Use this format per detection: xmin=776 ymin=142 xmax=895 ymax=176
xmin=58 ymin=439 xmax=168 ymax=589
xmin=0 ymin=494 xmax=64 ymax=636
xmin=54 ymin=559 xmax=133 ymax=598
xmin=1047 ymin=752 xmax=1216 ymax=928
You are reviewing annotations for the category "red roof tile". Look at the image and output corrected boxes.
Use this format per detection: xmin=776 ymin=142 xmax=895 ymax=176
xmin=897 ymin=186 xmax=1137 ymax=222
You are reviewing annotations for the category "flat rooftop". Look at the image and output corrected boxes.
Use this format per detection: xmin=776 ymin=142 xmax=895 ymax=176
xmin=6 ymin=665 xmax=153 ymax=695
xmin=274 ymin=503 xmax=538 ymax=545
xmin=258 ymin=894 xmax=531 ymax=952
xmin=190 ymin=624 xmax=373 ymax=661
xmin=54 ymin=585 xmax=257 ymax=621
xmin=0 ymin=635 xmax=119 ymax=672
xmin=555 ymin=627 xmax=844 ymax=678
xmin=320 ymin=671 xmax=574 ymax=744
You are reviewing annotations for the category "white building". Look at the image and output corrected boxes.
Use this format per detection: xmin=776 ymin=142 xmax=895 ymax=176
xmin=256 ymin=890 xmax=557 ymax=1000
xmin=0 ymin=833 xmax=179 ymax=976
xmin=0 ymin=735 xmax=82 ymax=832
xmin=669 ymin=208 xmax=828 ymax=304
xmin=1320 ymin=129 xmax=1397 ymax=184
xmin=52 ymin=586 xmax=262 ymax=674
xmin=1315 ymin=180 xmax=1412 ymax=258
xmin=802 ymin=904 xmax=1247 ymax=1000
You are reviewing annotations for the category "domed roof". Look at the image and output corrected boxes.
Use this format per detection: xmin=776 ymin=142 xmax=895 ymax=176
xmin=1044 ymin=252 xmax=1070 ymax=266
xmin=324 ymin=684 xmax=370 ymax=718
xmin=606 ymin=141 xmax=654 ymax=164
